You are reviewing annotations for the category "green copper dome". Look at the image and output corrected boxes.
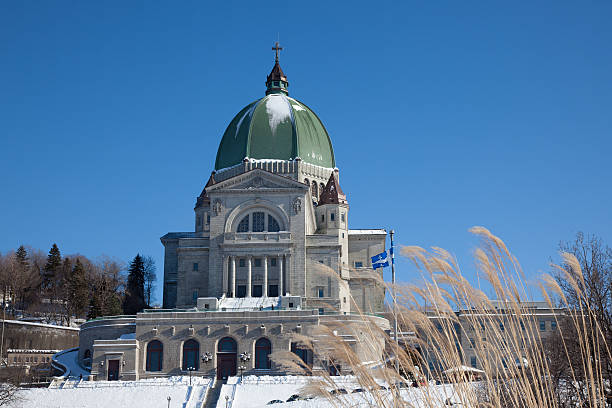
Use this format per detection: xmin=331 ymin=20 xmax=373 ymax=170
xmin=214 ymin=58 xmax=335 ymax=170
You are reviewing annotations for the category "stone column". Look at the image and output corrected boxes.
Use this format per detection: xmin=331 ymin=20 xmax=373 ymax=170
xmin=246 ymin=256 xmax=252 ymax=297
xmin=222 ymin=255 xmax=228 ymax=296
xmin=278 ymin=255 xmax=283 ymax=296
xmin=285 ymin=254 xmax=291 ymax=295
xmin=263 ymin=255 xmax=268 ymax=297
xmin=231 ymin=256 xmax=236 ymax=298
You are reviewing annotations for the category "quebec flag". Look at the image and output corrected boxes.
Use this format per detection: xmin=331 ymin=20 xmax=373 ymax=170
xmin=371 ymin=251 xmax=389 ymax=269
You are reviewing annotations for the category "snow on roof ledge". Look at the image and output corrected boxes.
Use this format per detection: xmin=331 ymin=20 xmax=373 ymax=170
xmin=348 ymin=229 xmax=387 ymax=235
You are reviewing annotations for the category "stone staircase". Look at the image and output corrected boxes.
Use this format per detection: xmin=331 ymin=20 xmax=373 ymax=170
xmin=202 ymin=379 xmax=223 ymax=408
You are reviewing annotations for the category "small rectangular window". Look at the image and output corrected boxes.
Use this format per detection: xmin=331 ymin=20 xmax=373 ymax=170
xmin=321 ymin=214 xmax=325 ymax=222
xmin=355 ymin=261 xmax=363 ymax=268
xmin=289 ymin=302 xmax=294 ymax=308
xmin=206 ymin=213 xmax=210 ymax=224
xmin=318 ymin=308 xmax=325 ymax=315
xmin=193 ymin=263 xmax=199 ymax=271
xmin=471 ymin=356 xmax=477 ymax=368
xmin=192 ymin=290 xmax=198 ymax=302
xmin=255 ymin=258 xmax=262 ymax=267
xmin=551 ymin=320 xmax=557 ymax=330
xmin=270 ymin=258 xmax=277 ymax=267
xmin=540 ymin=320 xmax=546 ymax=331
xmin=330 ymin=213 xmax=335 ymax=221
xmin=499 ymin=322 xmax=504 ymax=331
xmin=196 ymin=216 xmax=201 ymax=227
xmin=341 ymin=213 xmax=345 ymax=222
xmin=318 ymin=288 xmax=324 ymax=298
xmin=239 ymin=259 xmax=245 ymax=268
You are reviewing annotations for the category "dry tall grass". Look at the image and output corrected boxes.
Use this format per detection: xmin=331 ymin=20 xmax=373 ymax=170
xmin=272 ymin=227 xmax=610 ymax=407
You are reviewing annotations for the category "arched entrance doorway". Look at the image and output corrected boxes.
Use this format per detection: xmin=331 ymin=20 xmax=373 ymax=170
xmin=217 ymin=337 xmax=237 ymax=380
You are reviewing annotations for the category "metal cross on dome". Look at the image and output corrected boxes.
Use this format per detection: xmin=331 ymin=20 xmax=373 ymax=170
xmin=272 ymin=41 xmax=283 ymax=62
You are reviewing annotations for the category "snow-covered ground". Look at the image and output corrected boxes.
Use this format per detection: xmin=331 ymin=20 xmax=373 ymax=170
xmin=12 ymin=376 xmax=212 ymax=408
xmin=52 ymin=348 xmax=90 ymax=379
xmin=218 ymin=375 xmax=463 ymax=408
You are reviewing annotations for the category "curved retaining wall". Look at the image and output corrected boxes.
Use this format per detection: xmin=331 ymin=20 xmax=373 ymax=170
xmin=78 ymin=316 xmax=136 ymax=365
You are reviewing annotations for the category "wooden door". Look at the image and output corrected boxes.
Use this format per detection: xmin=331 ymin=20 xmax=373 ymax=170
xmin=216 ymin=354 xmax=236 ymax=380
xmin=107 ymin=359 xmax=120 ymax=381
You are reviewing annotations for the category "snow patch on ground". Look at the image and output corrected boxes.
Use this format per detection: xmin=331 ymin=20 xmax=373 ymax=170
xmin=14 ymin=376 xmax=211 ymax=408
xmin=52 ymin=348 xmax=90 ymax=379
xmin=218 ymin=375 xmax=463 ymax=408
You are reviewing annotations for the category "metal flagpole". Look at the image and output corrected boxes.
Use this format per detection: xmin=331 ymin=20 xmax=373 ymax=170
xmin=390 ymin=229 xmax=399 ymax=376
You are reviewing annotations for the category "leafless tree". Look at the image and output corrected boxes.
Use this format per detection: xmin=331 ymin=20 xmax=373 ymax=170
xmin=142 ymin=256 xmax=156 ymax=307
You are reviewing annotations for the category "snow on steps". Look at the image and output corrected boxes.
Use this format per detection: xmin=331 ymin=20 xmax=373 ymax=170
xmin=22 ymin=376 xmax=213 ymax=408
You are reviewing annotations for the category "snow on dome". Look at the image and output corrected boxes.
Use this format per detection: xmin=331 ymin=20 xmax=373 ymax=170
xmin=265 ymin=94 xmax=291 ymax=136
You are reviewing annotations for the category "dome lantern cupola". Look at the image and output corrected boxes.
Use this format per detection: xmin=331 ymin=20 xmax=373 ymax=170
xmin=265 ymin=42 xmax=289 ymax=95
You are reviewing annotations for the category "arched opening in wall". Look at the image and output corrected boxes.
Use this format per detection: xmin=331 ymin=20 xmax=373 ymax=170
xmin=291 ymin=342 xmax=311 ymax=368
xmin=320 ymin=183 xmax=325 ymax=195
xmin=234 ymin=210 xmax=283 ymax=233
xmin=255 ymin=338 xmax=272 ymax=369
xmin=146 ymin=340 xmax=163 ymax=372
xmin=216 ymin=337 xmax=237 ymax=380
xmin=182 ymin=339 xmax=200 ymax=371
xmin=311 ymin=181 xmax=318 ymax=199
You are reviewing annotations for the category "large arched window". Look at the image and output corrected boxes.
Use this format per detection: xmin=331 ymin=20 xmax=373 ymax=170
xmin=235 ymin=211 xmax=282 ymax=233
xmin=182 ymin=339 xmax=199 ymax=371
xmin=218 ymin=337 xmax=237 ymax=353
xmin=146 ymin=340 xmax=163 ymax=372
xmin=255 ymin=338 xmax=272 ymax=369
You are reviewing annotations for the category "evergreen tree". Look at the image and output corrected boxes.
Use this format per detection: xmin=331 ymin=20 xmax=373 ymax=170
xmin=15 ymin=246 xmax=28 ymax=271
xmin=67 ymin=259 xmax=88 ymax=321
xmin=123 ymin=254 xmax=146 ymax=314
xmin=43 ymin=244 xmax=61 ymax=289
xmin=87 ymin=290 xmax=102 ymax=320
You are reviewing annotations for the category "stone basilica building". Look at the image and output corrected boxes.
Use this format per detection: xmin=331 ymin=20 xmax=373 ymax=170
xmin=79 ymin=48 xmax=390 ymax=381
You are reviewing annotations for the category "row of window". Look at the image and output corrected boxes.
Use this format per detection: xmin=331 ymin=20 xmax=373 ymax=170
xmin=319 ymin=212 xmax=345 ymax=223
xmin=145 ymin=337 xmax=273 ymax=372
xmin=192 ymin=258 xmax=280 ymax=272
xmin=305 ymin=179 xmax=326 ymax=200
xmin=467 ymin=319 xmax=557 ymax=332
xmin=12 ymin=356 xmax=50 ymax=363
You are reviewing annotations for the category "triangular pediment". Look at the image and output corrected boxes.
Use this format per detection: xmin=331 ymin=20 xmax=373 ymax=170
xmin=206 ymin=169 xmax=307 ymax=193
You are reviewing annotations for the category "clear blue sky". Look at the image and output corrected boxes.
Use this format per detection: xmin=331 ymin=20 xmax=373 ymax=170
xmin=1 ymin=1 xmax=610 ymax=304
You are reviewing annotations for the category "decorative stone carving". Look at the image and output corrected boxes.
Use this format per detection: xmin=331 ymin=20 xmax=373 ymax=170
xmin=213 ymin=199 xmax=222 ymax=215
xmin=293 ymin=197 xmax=302 ymax=214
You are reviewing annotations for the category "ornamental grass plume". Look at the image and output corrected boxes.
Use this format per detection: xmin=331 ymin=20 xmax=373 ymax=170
xmin=272 ymin=227 xmax=611 ymax=407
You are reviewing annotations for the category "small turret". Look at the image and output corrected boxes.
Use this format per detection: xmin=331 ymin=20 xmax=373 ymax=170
xmin=265 ymin=42 xmax=289 ymax=95
xmin=194 ymin=172 xmax=215 ymax=233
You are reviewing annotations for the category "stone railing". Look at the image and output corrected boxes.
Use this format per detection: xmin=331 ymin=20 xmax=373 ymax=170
xmin=223 ymin=232 xmax=291 ymax=242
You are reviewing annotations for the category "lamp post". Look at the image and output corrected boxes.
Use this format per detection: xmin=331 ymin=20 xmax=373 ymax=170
xmin=239 ymin=351 xmax=251 ymax=382
xmin=201 ymin=352 xmax=212 ymax=364
xmin=187 ymin=366 xmax=195 ymax=386
xmin=167 ymin=396 xmax=171 ymax=408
